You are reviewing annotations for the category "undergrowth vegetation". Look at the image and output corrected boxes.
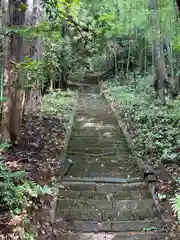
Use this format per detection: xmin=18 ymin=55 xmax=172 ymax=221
xmin=40 ymin=89 xmax=76 ymax=119
xmin=102 ymin=76 xmax=180 ymax=165
xmin=0 ymin=158 xmax=52 ymax=239
xmin=0 ymin=161 xmax=51 ymax=212
xmin=0 ymin=89 xmax=76 ymax=239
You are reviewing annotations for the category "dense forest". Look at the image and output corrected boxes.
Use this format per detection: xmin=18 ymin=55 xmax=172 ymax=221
xmin=0 ymin=0 xmax=180 ymax=239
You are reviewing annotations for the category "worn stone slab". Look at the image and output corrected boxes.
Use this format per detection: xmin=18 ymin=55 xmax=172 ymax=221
xmin=68 ymin=139 xmax=128 ymax=149
xmin=55 ymin=199 xmax=112 ymax=221
xmin=112 ymin=199 xmax=154 ymax=209
xmin=54 ymin=219 xmax=169 ymax=233
xmin=56 ymin=199 xmax=112 ymax=210
xmin=52 ymin=232 xmax=168 ymax=240
xmin=96 ymin=182 xmax=146 ymax=193
xmin=66 ymin=154 xmax=133 ymax=163
xmin=65 ymin=161 xmax=139 ymax=178
xmin=55 ymin=232 xmax=106 ymax=240
xmin=68 ymin=141 xmax=117 ymax=149
xmin=68 ymin=135 xmax=119 ymax=141
xmin=67 ymin=147 xmax=118 ymax=155
xmin=74 ymin=121 xmax=117 ymax=128
xmin=55 ymin=207 xmax=102 ymax=221
xmin=75 ymin=113 xmax=114 ymax=119
xmin=105 ymin=232 xmax=168 ymax=240
xmin=102 ymin=207 xmax=160 ymax=221
xmin=111 ymin=220 xmax=169 ymax=232
xmin=54 ymin=220 xmax=111 ymax=232
xmin=58 ymin=190 xmax=107 ymax=200
xmin=75 ymin=221 xmax=111 ymax=232
xmin=62 ymin=182 xmax=96 ymax=191
xmin=58 ymin=189 xmax=151 ymax=201
xmin=63 ymin=177 xmax=141 ymax=184
xmin=71 ymin=130 xmax=120 ymax=138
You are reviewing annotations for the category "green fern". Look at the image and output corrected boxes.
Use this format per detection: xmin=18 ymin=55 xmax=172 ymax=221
xmin=17 ymin=180 xmax=52 ymax=199
xmin=0 ymin=160 xmax=52 ymax=213
xmin=170 ymin=194 xmax=180 ymax=220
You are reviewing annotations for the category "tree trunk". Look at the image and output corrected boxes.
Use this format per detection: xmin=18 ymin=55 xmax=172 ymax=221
xmin=60 ymin=18 xmax=68 ymax=90
xmin=176 ymin=0 xmax=180 ymax=15
xmin=23 ymin=0 xmax=42 ymax=117
xmin=1 ymin=0 xmax=26 ymax=143
xmin=149 ymin=0 xmax=167 ymax=104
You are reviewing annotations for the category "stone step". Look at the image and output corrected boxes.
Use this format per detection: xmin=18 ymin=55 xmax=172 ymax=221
xmin=71 ymin=131 xmax=126 ymax=139
xmin=67 ymin=147 xmax=118 ymax=154
xmin=76 ymin=109 xmax=110 ymax=114
xmin=68 ymin=135 xmax=119 ymax=142
xmin=67 ymin=172 xmax=138 ymax=179
xmin=75 ymin=112 xmax=114 ymax=118
xmin=68 ymin=140 xmax=129 ymax=150
xmin=55 ymin=199 xmax=160 ymax=221
xmin=78 ymin=87 xmax=100 ymax=93
xmin=74 ymin=117 xmax=117 ymax=126
xmin=104 ymin=232 xmax=168 ymax=240
xmin=76 ymin=107 xmax=111 ymax=111
xmin=73 ymin=124 xmax=118 ymax=131
xmin=61 ymin=181 xmax=147 ymax=192
xmin=71 ymin=129 xmax=119 ymax=136
xmin=78 ymin=95 xmax=103 ymax=99
xmin=75 ymin=112 xmax=116 ymax=118
xmin=68 ymin=141 xmax=118 ymax=149
xmin=58 ymin=188 xmax=151 ymax=201
xmin=67 ymin=148 xmax=130 ymax=156
xmin=95 ymin=182 xmax=147 ymax=193
xmin=77 ymin=103 xmax=106 ymax=107
xmin=63 ymin=177 xmax=141 ymax=184
xmin=53 ymin=219 xmax=169 ymax=232
xmin=65 ymin=161 xmax=139 ymax=178
xmin=56 ymin=198 xmax=155 ymax=212
xmin=80 ymin=90 xmax=102 ymax=94
xmin=77 ymin=105 xmax=108 ymax=109
xmin=66 ymin=155 xmax=135 ymax=164
xmin=67 ymin=148 xmax=130 ymax=157
xmin=71 ymin=131 xmax=120 ymax=138
xmin=55 ymin=232 xmax=168 ymax=240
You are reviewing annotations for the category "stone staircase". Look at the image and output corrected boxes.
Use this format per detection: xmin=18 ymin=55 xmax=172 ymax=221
xmin=54 ymin=85 xmax=169 ymax=239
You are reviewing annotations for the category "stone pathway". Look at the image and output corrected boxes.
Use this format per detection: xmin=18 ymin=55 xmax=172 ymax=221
xmin=54 ymin=85 xmax=169 ymax=239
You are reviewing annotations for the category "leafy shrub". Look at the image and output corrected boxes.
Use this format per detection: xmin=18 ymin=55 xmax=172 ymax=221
xmin=102 ymin=76 xmax=180 ymax=164
xmin=0 ymin=161 xmax=52 ymax=214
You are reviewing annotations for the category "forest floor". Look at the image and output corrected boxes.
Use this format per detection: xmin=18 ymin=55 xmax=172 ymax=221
xmin=0 ymin=90 xmax=76 ymax=239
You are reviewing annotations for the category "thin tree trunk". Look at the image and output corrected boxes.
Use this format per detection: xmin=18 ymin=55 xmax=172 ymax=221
xmin=149 ymin=0 xmax=167 ymax=104
xmin=60 ymin=20 xmax=68 ymax=90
